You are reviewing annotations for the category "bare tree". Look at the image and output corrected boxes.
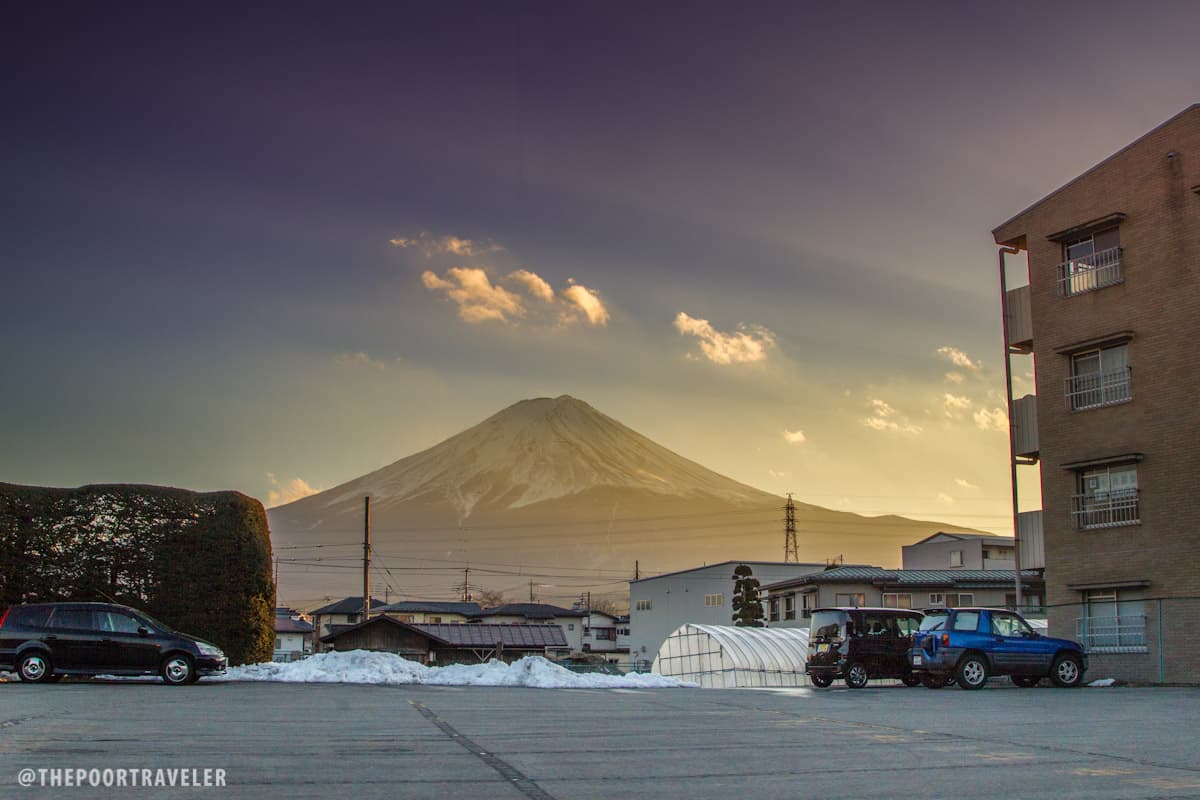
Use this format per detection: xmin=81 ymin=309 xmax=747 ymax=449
xmin=474 ymin=588 xmax=507 ymax=609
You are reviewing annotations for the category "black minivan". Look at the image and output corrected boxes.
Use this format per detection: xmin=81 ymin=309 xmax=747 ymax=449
xmin=806 ymin=607 xmax=924 ymax=688
xmin=0 ymin=602 xmax=227 ymax=685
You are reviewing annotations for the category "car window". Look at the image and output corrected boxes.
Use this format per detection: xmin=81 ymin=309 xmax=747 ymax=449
xmin=919 ymin=612 xmax=948 ymax=631
xmin=99 ymin=611 xmax=144 ymax=634
xmin=895 ymin=616 xmax=920 ymax=637
xmin=951 ymin=611 xmax=981 ymax=632
xmin=862 ymin=614 xmax=889 ymax=636
xmin=990 ymin=612 xmax=1033 ymax=637
xmin=9 ymin=606 xmax=54 ymax=630
xmin=49 ymin=608 xmax=97 ymax=631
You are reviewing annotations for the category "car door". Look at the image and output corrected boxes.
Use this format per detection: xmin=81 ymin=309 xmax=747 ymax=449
xmin=44 ymin=606 xmax=100 ymax=670
xmin=986 ymin=611 xmax=1043 ymax=675
xmin=95 ymin=608 xmax=162 ymax=673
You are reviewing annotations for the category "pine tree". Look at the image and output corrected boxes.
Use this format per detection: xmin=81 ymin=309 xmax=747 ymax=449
xmin=731 ymin=563 xmax=764 ymax=627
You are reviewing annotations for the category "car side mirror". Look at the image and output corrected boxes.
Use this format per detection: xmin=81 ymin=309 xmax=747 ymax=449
xmin=137 ymin=626 xmax=150 ymax=637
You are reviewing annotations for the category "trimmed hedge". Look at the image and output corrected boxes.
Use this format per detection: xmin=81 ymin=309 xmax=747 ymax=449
xmin=0 ymin=483 xmax=273 ymax=666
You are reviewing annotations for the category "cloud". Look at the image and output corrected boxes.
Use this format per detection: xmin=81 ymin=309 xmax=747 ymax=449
xmin=561 ymin=280 xmax=610 ymax=326
xmin=862 ymin=398 xmax=922 ymax=435
xmin=336 ymin=352 xmax=395 ymax=370
xmin=768 ymin=469 xmax=790 ymax=479
xmin=943 ymin=393 xmax=972 ymax=418
xmin=674 ymin=312 xmax=776 ymax=365
xmin=422 ymin=267 xmax=525 ymax=323
xmin=390 ymin=231 xmax=504 ymax=258
xmin=945 ymin=372 xmax=965 ymax=383
xmin=507 ymin=269 xmax=555 ymax=302
xmin=955 ymin=478 xmax=979 ymax=490
xmin=267 ymin=473 xmax=320 ymax=507
xmin=782 ymin=429 xmax=807 ymax=444
xmin=937 ymin=346 xmax=982 ymax=372
xmin=937 ymin=492 xmax=955 ymax=505
xmin=974 ymin=407 xmax=1009 ymax=432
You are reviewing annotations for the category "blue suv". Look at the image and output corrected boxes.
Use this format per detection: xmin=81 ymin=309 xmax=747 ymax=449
xmin=909 ymin=608 xmax=1086 ymax=689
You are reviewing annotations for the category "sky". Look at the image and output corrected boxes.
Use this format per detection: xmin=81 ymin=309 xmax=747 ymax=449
xmin=4 ymin=1 xmax=1199 ymax=538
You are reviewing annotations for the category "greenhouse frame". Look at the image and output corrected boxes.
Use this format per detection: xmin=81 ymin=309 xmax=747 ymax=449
xmin=652 ymin=624 xmax=812 ymax=688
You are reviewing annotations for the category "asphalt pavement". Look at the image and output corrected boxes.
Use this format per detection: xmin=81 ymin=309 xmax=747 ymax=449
xmin=2 ymin=679 xmax=1199 ymax=799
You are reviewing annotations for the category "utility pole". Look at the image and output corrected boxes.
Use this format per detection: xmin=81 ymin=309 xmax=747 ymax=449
xmin=363 ymin=496 xmax=371 ymax=620
xmin=634 ymin=560 xmax=639 ymax=581
xmin=461 ymin=567 xmax=472 ymax=602
xmin=998 ymin=246 xmax=1024 ymax=612
xmin=529 ymin=580 xmax=535 ymax=602
xmin=784 ymin=494 xmax=798 ymax=563
xmin=273 ymin=556 xmax=279 ymax=600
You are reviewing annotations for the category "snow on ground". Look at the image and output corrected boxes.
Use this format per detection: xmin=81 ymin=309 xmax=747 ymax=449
xmin=1089 ymin=678 xmax=1117 ymax=687
xmin=216 ymin=651 xmax=697 ymax=689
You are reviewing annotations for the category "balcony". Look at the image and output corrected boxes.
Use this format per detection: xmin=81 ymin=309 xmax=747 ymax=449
xmin=1072 ymin=489 xmax=1139 ymax=530
xmin=1075 ymin=614 xmax=1147 ymax=653
xmin=1057 ymin=246 xmax=1122 ymax=296
xmin=1013 ymin=394 xmax=1038 ymax=457
xmin=1005 ymin=285 xmax=1033 ymax=352
xmin=1065 ymin=367 xmax=1132 ymax=411
xmin=1017 ymin=510 xmax=1044 ymax=570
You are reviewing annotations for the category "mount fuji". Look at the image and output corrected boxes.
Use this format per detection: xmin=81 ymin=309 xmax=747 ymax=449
xmin=267 ymin=395 xmax=980 ymax=605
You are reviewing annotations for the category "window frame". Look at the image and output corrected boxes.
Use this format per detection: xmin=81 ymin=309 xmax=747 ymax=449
xmin=1067 ymin=343 xmax=1132 ymax=411
xmin=1074 ymin=463 xmax=1140 ymax=529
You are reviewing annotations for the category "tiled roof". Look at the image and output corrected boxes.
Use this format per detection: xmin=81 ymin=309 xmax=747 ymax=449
xmin=764 ymin=567 xmax=1043 ymax=591
xmin=275 ymin=617 xmax=313 ymax=633
xmin=482 ymin=603 xmax=587 ymax=619
xmin=415 ymin=623 xmax=569 ymax=648
xmin=377 ymin=601 xmax=483 ymax=616
xmin=309 ymin=597 xmax=389 ymax=616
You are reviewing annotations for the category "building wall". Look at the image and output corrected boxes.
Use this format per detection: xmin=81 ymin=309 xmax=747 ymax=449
xmin=902 ymin=538 xmax=1015 ymax=571
xmin=995 ymin=107 xmax=1200 ymax=682
xmin=766 ymin=584 xmax=1031 ymax=628
xmin=325 ymin=624 xmax=431 ymax=661
xmin=274 ymin=631 xmax=308 ymax=655
xmin=628 ymin=562 xmax=826 ymax=665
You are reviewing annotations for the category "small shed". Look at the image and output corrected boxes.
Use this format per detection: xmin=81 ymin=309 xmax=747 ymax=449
xmin=652 ymin=624 xmax=811 ymax=688
xmin=319 ymin=616 xmax=570 ymax=665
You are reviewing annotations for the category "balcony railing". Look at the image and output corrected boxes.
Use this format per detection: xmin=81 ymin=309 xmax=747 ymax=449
xmin=1058 ymin=246 xmax=1122 ymax=296
xmin=1075 ymin=614 xmax=1147 ymax=652
xmin=1072 ymin=489 xmax=1139 ymax=529
xmin=1065 ymin=366 xmax=1132 ymax=410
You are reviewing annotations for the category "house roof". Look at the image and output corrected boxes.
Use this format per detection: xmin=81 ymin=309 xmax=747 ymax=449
xmin=318 ymin=615 xmax=568 ymax=649
xmin=482 ymin=603 xmax=587 ymax=619
xmin=907 ymin=532 xmax=1013 ymax=547
xmin=630 ymin=560 xmax=828 ymax=584
xmin=763 ymin=567 xmax=1043 ymax=592
xmin=377 ymin=601 xmax=483 ymax=616
xmin=309 ymin=597 xmax=389 ymax=616
xmin=415 ymin=623 xmax=569 ymax=649
xmin=275 ymin=616 xmax=314 ymax=634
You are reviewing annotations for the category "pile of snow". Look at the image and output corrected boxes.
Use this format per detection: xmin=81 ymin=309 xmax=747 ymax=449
xmin=217 ymin=651 xmax=696 ymax=689
xmin=1089 ymin=678 xmax=1117 ymax=687
xmin=0 ymin=671 xmax=14 ymax=683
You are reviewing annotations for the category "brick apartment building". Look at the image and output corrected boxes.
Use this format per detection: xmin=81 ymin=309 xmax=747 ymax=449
xmin=993 ymin=104 xmax=1200 ymax=683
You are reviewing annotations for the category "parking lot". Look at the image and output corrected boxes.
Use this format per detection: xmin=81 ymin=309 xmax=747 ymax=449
xmin=3 ymin=681 xmax=1199 ymax=799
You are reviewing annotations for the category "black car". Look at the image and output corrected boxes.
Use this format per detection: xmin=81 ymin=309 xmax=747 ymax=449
xmin=0 ymin=602 xmax=227 ymax=685
xmin=806 ymin=607 xmax=924 ymax=688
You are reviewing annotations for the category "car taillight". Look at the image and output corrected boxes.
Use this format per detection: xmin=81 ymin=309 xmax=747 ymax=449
xmin=941 ymin=633 xmax=950 ymax=647
xmin=0 ymin=607 xmax=10 ymax=632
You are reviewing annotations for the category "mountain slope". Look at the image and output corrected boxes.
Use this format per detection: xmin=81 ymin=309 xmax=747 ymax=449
xmin=268 ymin=395 xmax=983 ymax=606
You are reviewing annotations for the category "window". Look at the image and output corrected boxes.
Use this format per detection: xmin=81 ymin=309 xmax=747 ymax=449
xmin=990 ymin=612 xmax=1034 ymax=638
xmin=1059 ymin=227 xmax=1121 ymax=296
xmin=1067 ymin=344 xmax=1131 ymax=410
xmin=801 ymin=593 xmax=813 ymax=618
xmin=835 ymin=593 xmax=866 ymax=607
xmin=567 ymin=623 xmax=574 ymax=630
xmin=704 ymin=593 xmax=724 ymax=607
xmin=635 ymin=599 xmax=652 ymax=611
xmin=951 ymin=611 xmax=981 ymax=632
xmin=952 ymin=593 xmax=974 ymax=607
xmin=928 ymin=593 xmax=945 ymax=606
xmin=768 ymin=598 xmax=780 ymax=622
xmin=883 ymin=593 xmax=912 ymax=609
xmin=949 ymin=550 xmax=963 ymax=567
xmin=1074 ymin=464 xmax=1139 ymax=529
xmin=400 ymin=615 xmax=416 ymax=623
xmin=98 ymin=611 xmax=142 ymax=634
xmin=428 ymin=616 xmax=442 ymax=624
xmin=1078 ymin=589 xmax=1147 ymax=652
xmin=275 ymin=637 xmax=282 ymax=650
xmin=783 ymin=595 xmax=795 ymax=620
xmin=49 ymin=608 xmax=95 ymax=630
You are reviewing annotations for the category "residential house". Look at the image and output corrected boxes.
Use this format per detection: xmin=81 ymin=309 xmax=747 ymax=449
xmin=628 ymin=561 xmax=829 ymax=669
xmin=993 ymin=104 xmax=1200 ymax=682
xmin=273 ymin=610 xmax=313 ymax=662
xmin=761 ymin=567 xmax=1045 ymax=627
xmin=319 ymin=615 xmax=570 ymax=664
xmin=308 ymin=597 xmax=388 ymax=653
xmin=580 ymin=611 xmax=630 ymax=665
xmin=376 ymin=601 xmax=482 ymax=624
xmin=902 ymin=532 xmax=1017 ymax=571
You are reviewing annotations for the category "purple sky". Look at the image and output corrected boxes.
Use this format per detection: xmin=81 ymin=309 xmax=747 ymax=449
xmin=3 ymin=1 xmax=1198 ymax=536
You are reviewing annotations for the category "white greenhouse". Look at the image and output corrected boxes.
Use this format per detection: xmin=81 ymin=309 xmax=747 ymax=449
xmin=652 ymin=624 xmax=812 ymax=688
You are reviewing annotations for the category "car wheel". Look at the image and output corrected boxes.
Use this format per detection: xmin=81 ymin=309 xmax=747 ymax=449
xmin=17 ymin=653 xmax=52 ymax=683
xmin=1012 ymin=676 xmax=1040 ymax=688
xmin=810 ymin=674 xmax=833 ymax=688
xmin=901 ymin=673 xmax=921 ymax=687
xmin=844 ymin=662 xmax=869 ymax=689
xmin=956 ymin=654 xmax=989 ymax=690
xmin=921 ymin=673 xmax=948 ymax=689
xmin=1050 ymin=653 xmax=1083 ymax=688
xmin=161 ymin=654 xmax=195 ymax=686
